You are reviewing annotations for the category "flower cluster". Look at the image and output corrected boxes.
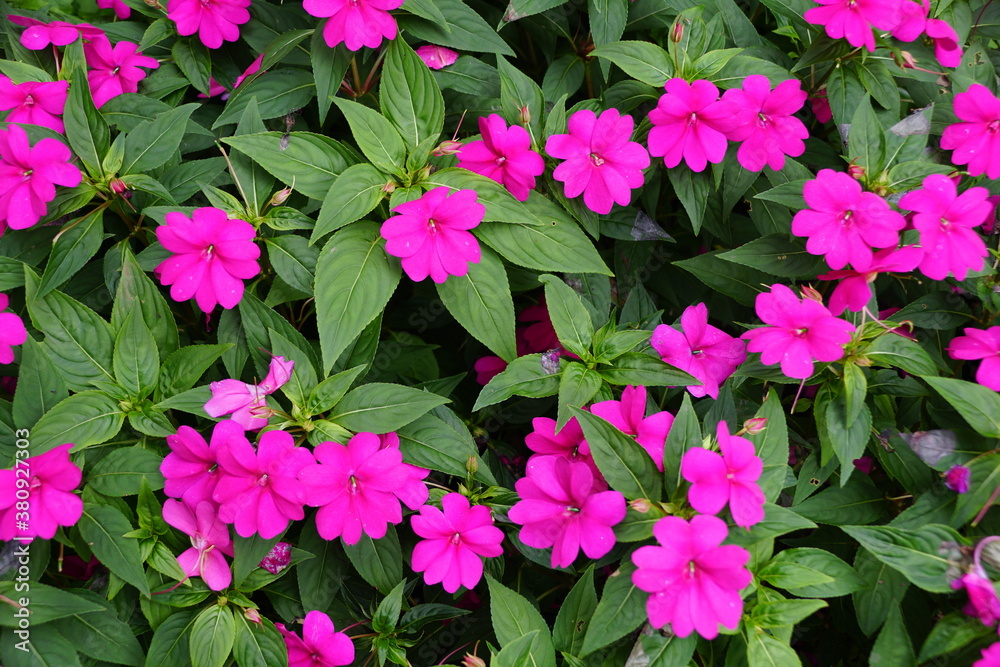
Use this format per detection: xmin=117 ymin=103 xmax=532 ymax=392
xmin=0 ymin=124 xmax=82 ymax=236
xmin=0 ymin=443 xmax=83 ymax=541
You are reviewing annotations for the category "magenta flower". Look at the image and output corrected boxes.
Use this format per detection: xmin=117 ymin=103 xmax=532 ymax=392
xmin=942 ymin=85 xmax=1000 ymax=179
xmin=0 ymin=443 xmax=83 ymax=541
xmin=457 ymin=114 xmax=545 ymax=202
xmin=817 ymin=246 xmax=923 ymax=315
xmin=926 ymin=18 xmax=962 ymax=67
xmin=0 ymin=77 xmax=69 ymax=134
xmin=97 ymin=0 xmax=131 ymax=18
xmin=474 ymin=356 xmax=507 ymax=385
xmin=304 ymin=0 xmax=404 ymax=51
xmin=891 ymin=0 xmax=928 ymax=41
xmin=546 ymin=108 xmax=650 ymax=214
xmin=411 ymin=493 xmax=504 ymax=593
xmin=205 ymin=356 xmax=294 ymax=430
xmin=154 ymin=207 xmax=261 ymax=313
xmin=898 ymin=174 xmax=991 ymax=281
xmin=212 ymin=428 xmax=314 ymax=539
xmin=0 ymin=294 xmax=27 ymax=364
xmin=651 ymin=303 xmax=747 ymax=399
xmin=416 ymin=45 xmax=459 ymax=70
xmin=299 ymin=432 xmax=429 ymax=544
xmin=791 ymin=169 xmax=907 ymax=270
xmin=8 ymin=17 xmax=104 ymax=50
xmin=647 ymin=78 xmax=737 ymax=172
xmin=632 ymin=514 xmax=752 ymax=639
xmin=804 ymin=0 xmax=903 ymax=51
xmin=520 ymin=299 xmax=561 ymax=353
xmin=722 ymin=75 xmax=809 ymax=172
xmin=681 ymin=422 xmax=765 ymax=529
xmin=524 ymin=417 xmax=602 ymax=484
xmin=381 ymin=186 xmax=484 ymax=284
xmin=162 ymin=499 xmax=233 ymax=590
xmin=278 ymin=611 xmax=355 ymax=667
xmin=952 ymin=569 xmax=1000 ymax=625
xmin=167 ymin=0 xmax=251 ymax=49
xmin=944 ymin=465 xmax=971 ymax=493
xmin=508 ymin=455 xmax=626 ymax=568
xmin=0 ymin=124 xmax=82 ymax=234
xmin=259 ymin=542 xmax=292 ymax=574
xmin=199 ymin=54 xmax=263 ymax=99
xmin=85 ymin=36 xmax=159 ymax=108
xmin=160 ymin=422 xmax=240 ymax=505
xmin=811 ymin=89 xmax=833 ymax=123
xmin=975 ymin=644 xmax=1000 ymax=667
xmin=590 ymin=385 xmax=674 ymax=472
xmin=948 ymin=326 xmax=1000 ymax=391
xmin=741 ymin=284 xmax=856 ymax=379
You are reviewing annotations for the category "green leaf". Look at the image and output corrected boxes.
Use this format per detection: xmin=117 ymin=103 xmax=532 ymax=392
xmin=145 ymin=610 xmax=197 ymax=667
xmin=917 ymin=611 xmax=998 ymax=663
xmin=825 ymin=66 xmax=865 ymax=127
xmin=751 ymin=599 xmax=828 ymax=629
xmin=12 ymin=336 xmax=68 ymax=429
xmin=297 ymin=521 xmax=346 ymax=613
xmin=37 ymin=207 xmax=105 ymax=298
xmin=853 ymin=549 xmax=909 ymax=637
xmin=0 ymin=581 xmax=104 ymax=626
xmin=397 ymin=413 xmax=496 ymax=484
xmin=553 ymin=566 xmax=597 ymax=655
xmin=589 ymin=40 xmax=673 ymax=86
xmin=847 ymin=96 xmax=886 ymax=173
xmin=29 ymin=391 xmax=125 ymax=457
xmin=214 ymin=69 xmax=316 ymax=128
xmin=869 ymin=605 xmax=915 ymax=667
xmin=222 ymin=131 xmax=355 ymax=200
xmin=487 ymin=576 xmax=557 ymax=667
xmin=573 ymin=407 xmax=661 ymax=500
xmin=399 ymin=0 xmax=515 ymax=55
xmin=122 ymin=104 xmax=198 ymax=175
xmin=313 ymin=163 xmax=388 ymax=241
xmin=841 ymin=524 xmax=963 ymax=593
xmin=923 ymin=376 xmax=1000 ymax=437
xmin=497 ymin=54 xmax=545 ymax=143
xmin=422 ymin=167 xmax=541 ymax=226
xmin=746 ymin=630 xmax=801 ymax=667
xmin=434 ymin=55 xmax=501 ymax=96
xmin=579 ymin=563 xmax=645 ymax=656
xmin=372 ymin=581 xmax=406 ymax=634
xmin=820 ymin=391 xmax=872 ymax=485
xmin=760 ymin=548 xmax=862 ymax=597
xmin=747 ymin=390 xmax=791 ymax=502
xmin=663 ymin=392 xmax=698 ymax=495
xmin=233 ymin=532 xmax=285 ymax=589
xmin=62 ymin=598 xmax=145 ymax=666
xmin=190 ymin=605 xmax=236 ymax=667
xmin=539 ymin=275 xmax=595 ymax=358
xmin=64 ymin=48 xmax=110 ymax=179
xmin=589 ymin=0 xmax=629 ymax=76
xmin=79 ymin=503 xmax=150 ymax=596
xmin=114 ymin=311 xmax=160 ymax=398
xmin=231 ymin=98 xmax=276 ymax=216
xmin=476 ymin=218 xmax=610 ymax=275
xmin=157 ymin=344 xmax=231 ymax=400
xmin=329 ymin=383 xmax=449 ymax=432
xmin=473 ymin=353 xmax=562 ymax=411
xmin=557 ymin=363 xmax=603 ymax=429
xmin=88 ymin=446 xmax=165 ymax=497
xmin=343 ymin=526 xmax=403 ymax=592
xmin=380 ymin=38 xmax=445 ymax=150
xmin=954 ymin=452 xmax=1000 ymax=525
xmin=332 ymin=98 xmax=407 ymax=175
xmin=233 ymin=615 xmax=288 ymax=667
xmin=639 ymin=633 xmax=697 ymax=667
xmin=316 ymin=222 xmax=401 ymax=372
xmin=597 ymin=352 xmax=697 ymax=388
xmin=717 ymin=234 xmax=826 ymax=279
xmin=793 ymin=475 xmax=886 ymax=525
xmin=112 ymin=247 xmax=180 ymax=355
xmin=260 ymin=29 xmax=314 ymax=70
xmin=172 ymin=39 xmax=211 ymax=95
xmin=266 ymin=236 xmax=318 ymax=294
xmin=311 ymin=34 xmax=350 ymax=124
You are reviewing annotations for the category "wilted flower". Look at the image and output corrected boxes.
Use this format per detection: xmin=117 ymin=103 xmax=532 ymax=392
xmin=415 ymin=45 xmax=459 ymax=69
xmin=259 ymin=542 xmax=292 ymax=574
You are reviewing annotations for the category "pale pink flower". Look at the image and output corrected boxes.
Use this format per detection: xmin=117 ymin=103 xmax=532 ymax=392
xmin=278 ymin=611 xmax=355 ymax=667
xmin=85 ymin=36 xmax=159 ymax=108
xmin=804 ymin=0 xmax=903 ymax=51
xmin=590 ymin=385 xmax=674 ymax=472
xmin=817 ymin=246 xmax=923 ymax=315
xmin=524 ymin=417 xmax=602 ymax=484
xmin=948 ymin=326 xmax=1000 ymax=391
xmin=381 ymin=186 xmax=484 ymax=284
xmin=0 ymin=293 xmax=27 ymax=365
xmin=0 ymin=124 xmax=82 ymax=234
xmin=546 ymin=108 xmax=650 ymax=214
xmin=305 ymin=0 xmax=404 ymax=51
xmin=8 ymin=16 xmax=104 ymax=50
xmin=160 ymin=421 xmax=236 ymax=505
xmin=942 ymin=85 xmax=1000 ymax=179
xmin=212 ymin=428 xmax=314 ymax=539
xmin=411 ymin=493 xmax=504 ymax=593
xmin=154 ymin=207 xmax=261 ymax=313
xmin=681 ymin=422 xmax=765 ymax=529
xmin=975 ymin=644 xmax=1000 ymax=667
xmin=651 ymin=303 xmax=747 ymax=399
xmin=205 ymin=356 xmax=294 ymax=430
xmin=299 ymin=432 xmax=429 ymax=544
xmin=899 ymin=174 xmax=990 ymax=281
xmin=944 ymin=465 xmax=971 ymax=493
xmin=199 ymin=54 xmax=263 ymax=99
xmin=416 ymin=45 xmax=459 ymax=69
xmin=741 ymin=284 xmax=856 ymax=379
xmin=952 ymin=569 xmax=1000 ymax=625
xmin=632 ymin=514 xmax=752 ymax=639
xmin=792 ymin=169 xmax=907 ymax=270
xmin=508 ymin=455 xmax=626 ymax=568
xmin=97 ymin=0 xmax=131 ymax=19
xmin=167 ymin=0 xmax=251 ymax=49
xmin=162 ymin=499 xmax=233 ymax=590
xmin=722 ymin=75 xmax=808 ymax=172
xmin=259 ymin=542 xmax=292 ymax=574
xmin=457 ymin=114 xmax=545 ymax=202
xmin=0 ymin=443 xmax=83 ymax=541
xmin=647 ymin=78 xmax=735 ymax=172
xmin=0 ymin=77 xmax=69 ymax=134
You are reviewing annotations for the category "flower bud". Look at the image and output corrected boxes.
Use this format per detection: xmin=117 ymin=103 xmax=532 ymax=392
xmin=462 ymin=655 xmax=486 ymax=667
xmin=109 ymin=178 xmax=128 ymax=195
xmin=244 ymin=608 xmax=262 ymax=624
xmin=630 ymin=498 xmax=651 ymax=513
xmin=743 ymin=417 xmax=767 ymax=435
xmin=671 ymin=19 xmax=684 ymax=43
xmin=944 ymin=465 xmax=971 ymax=493
xmin=847 ymin=163 xmax=866 ymax=180
xmin=800 ymin=285 xmax=823 ymax=303
xmin=269 ymin=187 xmax=292 ymax=207
xmin=382 ymin=180 xmax=397 ymax=194
xmin=894 ymin=51 xmax=917 ymax=69
xmin=518 ymin=105 xmax=531 ymax=125
xmin=433 ymin=139 xmax=463 ymax=156
xmin=466 ymin=455 xmax=479 ymax=475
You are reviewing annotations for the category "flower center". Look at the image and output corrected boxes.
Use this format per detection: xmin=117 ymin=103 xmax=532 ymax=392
xmin=589 ymin=153 xmax=605 ymax=167
xmin=427 ymin=218 xmax=439 ymax=235
xmin=349 ymin=475 xmax=360 ymax=495
xmin=758 ymin=112 xmax=770 ymax=127
xmin=794 ymin=327 xmax=808 ymax=338
xmin=495 ymin=156 xmax=506 ymax=166
xmin=450 ymin=532 xmax=462 ymax=545
xmin=23 ymin=95 xmax=34 ymax=107
xmin=112 ymin=66 xmax=120 ymax=75
xmin=687 ymin=112 xmax=699 ymax=126
xmin=685 ymin=561 xmax=698 ymax=580
xmin=28 ymin=477 xmax=41 ymax=493
xmin=940 ymin=216 xmax=952 ymax=229
xmin=192 ymin=534 xmax=209 ymax=551
xmin=988 ymin=120 xmax=1000 ymax=134
xmin=204 ymin=244 xmax=214 ymax=259
xmin=563 ymin=505 xmax=581 ymax=516
xmin=256 ymin=473 xmax=268 ymax=487
xmin=21 ymin=169 xmax=32 ymax=180
xmin=840 ymin=210 xmax=853 ymax=225
xmin=692 ymin=349 xmax=703 ymax=356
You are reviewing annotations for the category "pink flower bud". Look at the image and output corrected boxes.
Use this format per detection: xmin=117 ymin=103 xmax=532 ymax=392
xmin=381 ymin=180 xmax=396 ymax=194
xmin=433 ymin=139 xmax=463 ymax=156
xmin=944 ymin=465 xmax=971 ymax=493
xmin=847 ymin=163 xmax=866 ymax=180
xmin=269 ymin=188 xmax=292 ymax=207
xmin=462 ymin=656 xmax=486 ymax=667
xmin=743 ymin=417 xmax=767 ymax=435
xmin=630 ymin=498 xmax=652 ymax=513
xmin=799 ymin=285 xmax=823 ymax=303
xmin=895 ymin=51 xmax=917 ymax=69
xmin=259 ymin=542 xmax=292 ymax=574
xmin=518 ymin=105 xmax=531 ymax=125
xmin=671 ymin=20 xmax=684 ymax=43
xmin=244 ymin=608 xmax=262 ymax=624
xmin=110 ymin=178 xmax=128 ymax=194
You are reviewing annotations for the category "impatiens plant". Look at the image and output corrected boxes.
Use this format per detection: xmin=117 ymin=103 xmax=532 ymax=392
xmin=0 ymin=0 xmax=999 ymax=664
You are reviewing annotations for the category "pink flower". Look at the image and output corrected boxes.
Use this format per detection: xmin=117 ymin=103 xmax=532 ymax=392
xmin=0 ymin=77 xmax=69 ymax=134
xmin=212 ymin=428 xmax=315 ymax=539
xmin=681 ymin=422 xmax=765 ymax=529
xmin=162 ymin=499 xmax=233 ymax=590
xmin=804 ymin=0 xmax=902 ymax=51
xmin=8 ymin=17 xmax=104 ymax=50
xmin=85 ymin=36 xmax=159 ymax=108
xmin=381 ymin=186 xmax=484 ymax=284
xmin=205 ymin=356 xmax=294 ymax=430
xmin=791 ymin=169 xmax=907 ymax=270
xmin=722 ymin=75 xmax=809 ymax=172
xmin=199 ymin=53 xmax=263 ymax=99
xmin=927 ymin=17 xmax=962 ymax=67
xmin=508 ymin=455 xmax=626 ymax=568
xmin=810 ymin=89 xmax=833 ymax=123
xmin=741 ymin=284 xmax=856 ymax=379
xmin=520 ymin=299 xmax=561 ymax=353
xmin=975 ymin=644 xmax=1000 ymax=667
xmin=473 ymin=356 xmax=507 ymax=385
xmin=160 ymin=422 xmax=238 ymax=505
xmin=646 ymin=78 xmax=736 ymax=172
xmin=942 ymin=84 xmax=1000 ymax=179
xmin=457 ymin=114 xmax=545 ymax=202
xmin=632 ymin=514 xmax=752 ymax=639
xmin=304 ymin=0 xmax=404 ymax=51
xmin=154 ymin=207 xmax=261 ymax=313
xmin=817 ymin=246 xmax=923 ymax=315
xmin=948 ymin=326 xmax=1000 ymax=391
xmin=167 ymin=0 xmax=251 ymax=49
xmin=411 ymin=493 xmax=504 ymax=593
xmin=0 ymin=124 xmax=81 ymax=234
xmin=0 ymin=293 xmax=27 ymax=365
xmin=952 ymin=569 xmax=1000 ymax=625
xmin=590 ymin=385 xmax=674 ymax=472
xmin=898 ymin=174 xmax=990 ymax=281
xmin=416 ymin=45 xmax=459 ymax=69
xmin=944 ymin=465 xmax=971 ymax=493
xmin=651 ymin=303 xmax=747 ymax=399
xmin=299 ymin=432 xmax=429 ymax=544
xmin=546 ymin=108 xmax=650 ymax=214
xmin=0 ymin=443 xmax=83 ymax=541
xmin=97 ymin=0 xmax=131 ymax=19
xmin=259 ymin=542 xmax=292 ymax=574
xmin=524 ymin=417 xmax=602 ymax=484
xmin=278 ymin=611 xmax=355 ymax=667
xmin=891 ymin=0 xmax=927 ymax=40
